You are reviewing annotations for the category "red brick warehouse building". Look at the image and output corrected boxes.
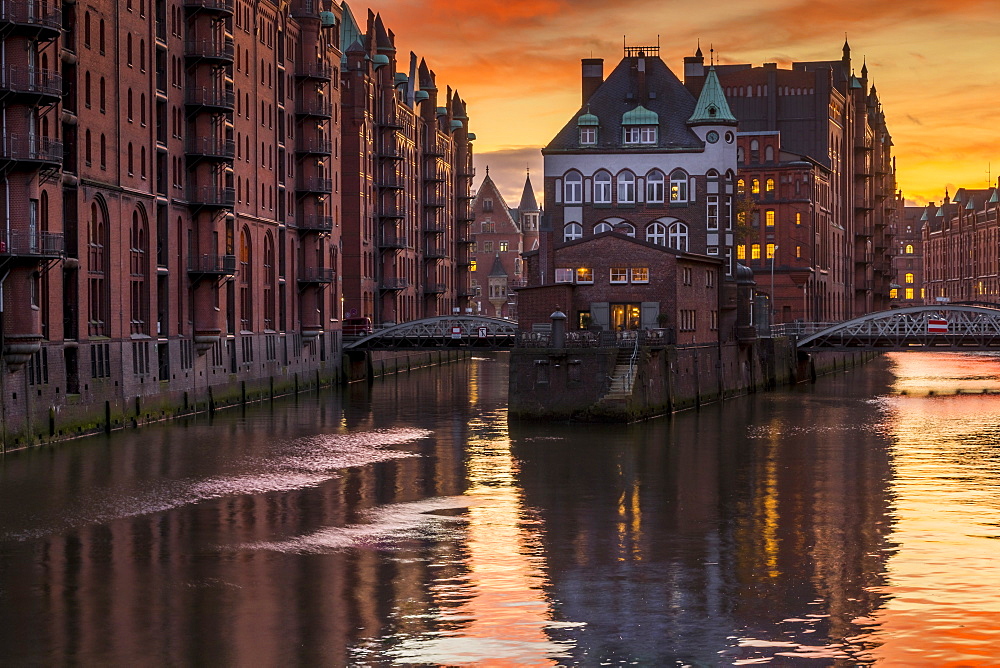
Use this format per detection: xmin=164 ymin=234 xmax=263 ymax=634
xmin=0 ymin=0 xmax=473 ymax=447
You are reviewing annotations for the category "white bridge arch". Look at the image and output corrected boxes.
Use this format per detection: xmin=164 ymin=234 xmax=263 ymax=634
xmin=795 ymin=305 xmax=1000 ymax=350
xmin=344 ymin=315 xmax=518 ymax=350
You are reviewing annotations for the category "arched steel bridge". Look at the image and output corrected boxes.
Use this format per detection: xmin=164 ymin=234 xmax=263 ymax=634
xmin=794 ymin=305 xmax=1000 ymax=351
xmin=344 ymin=315 xmax=518 ymax=350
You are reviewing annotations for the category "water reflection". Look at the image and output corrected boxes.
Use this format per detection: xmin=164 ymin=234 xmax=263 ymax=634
xmin=0 ymin=353 xmax=999 ymax=665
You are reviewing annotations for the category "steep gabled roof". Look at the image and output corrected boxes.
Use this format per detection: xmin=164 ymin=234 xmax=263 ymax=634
xmin=488 ymin=253 xmax=508 ymax=278
xmin=544 ymin=56 xmax=703 ymax=153
xmin=518 ymin=171 xmax=539 ymax=212
xmin=688 ymin=67 xmax=737 ymax=125
xmin=473 ymin=171 xmax=520 ymax=232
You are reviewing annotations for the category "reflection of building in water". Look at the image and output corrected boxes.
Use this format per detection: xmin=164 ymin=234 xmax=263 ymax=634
xmin=511 ymin=377 xmax=894 ymax=663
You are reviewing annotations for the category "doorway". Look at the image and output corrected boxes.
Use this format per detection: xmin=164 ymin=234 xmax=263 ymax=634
xmin=611 ymin=303 xmax=641 ymax=331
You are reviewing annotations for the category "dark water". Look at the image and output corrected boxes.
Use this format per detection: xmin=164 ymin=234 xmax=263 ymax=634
xmin=1 ymin=353 xmax=999 ymax=666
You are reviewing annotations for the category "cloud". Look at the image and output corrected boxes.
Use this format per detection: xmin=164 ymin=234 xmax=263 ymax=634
xmin=473 ymin=146 xmax=545 ymax=206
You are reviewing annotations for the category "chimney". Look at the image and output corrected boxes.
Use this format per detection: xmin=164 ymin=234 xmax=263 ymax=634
xmin=582 ymin=58 xmax=604 ymax=105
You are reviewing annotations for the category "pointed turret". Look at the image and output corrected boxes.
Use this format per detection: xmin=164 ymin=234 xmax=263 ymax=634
xmin=688 ymin=67 xmax=736 ymax=125
xmin=519 ymin=170 xmax=539 ymax=213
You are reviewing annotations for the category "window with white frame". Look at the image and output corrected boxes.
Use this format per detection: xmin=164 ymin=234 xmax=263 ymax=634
xmin=564 ymin=172 xmax=582 ymax=203
xmin=617 ymin=171 xmax=635 ymax=204
xmin=555 ymin=268 xmax=574 ymax=283
xmin=563 ymin=222 xmax=583 ymax=241
xmin=618 ymin=222 xmax=636 ymax=237
xmin=610 ymin=267 xmax=628 ymax=283
xmin=668 ymin=221 xmax=688 ymax=251
xmin=707 ymin=195 xmax=719 ymax=230
xmin=594 ymin=222 xmax=613 ymax=234
xmin=646 ymin=170 xmax=665 ymax=203
xmin=593 ymin=171 xmax=612 ymax=203
xmin=576 ymin=267 xmax=593 ymax=283
xmin=631 ymin=267 xmax=649 ymax=283
xmin=646 ymin=221 xmax=667 ymax=245
xmin=623 ymin=126 xmax=657 ymax=144
xmin=579 ymin=127 xmax=596 ymax=145
xmin=670 ymin=170 xmax=688 ymax=202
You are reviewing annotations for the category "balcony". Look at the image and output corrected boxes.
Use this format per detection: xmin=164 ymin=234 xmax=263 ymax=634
xmin=185 ymin=137 xmax=235 ymax=161
xmin=381 ymin=112 xmax=404 ymax=129
xmin=0 ymin=0 xmax=61 ymax=38
xmin=424 ymin=166 xmax=445 ymax=182
xmin=295 ymin=215 xmax=333 ymax=233
xmin=295 ymin=61 xmax=332 ymax=80
xmin=379 ymin=204 xmax=404 ymax=219
xmin=423 ymin=220 xmax=445 ymax=234
xmin=379 ymin=234 xmax=407 ymax=250
xmin=187 ymin=253 xmax=236 ymax=276
xmin=379 ymin=277 xmax=409 ymax=291
xmin=378 ymin=145 xmax=404 ymax=161
xmin=298 ymin=267 xmax=335 ymax=284
xmin=295 ymin=100 xmax=333 ymax=117
xmin=184 ymin=38 xmax=235 ymax=63
xmin=0 ymin=65 xmax=61 ymax=101
xmin=185 ymin=85 xmax=235 ymax=111
xmin=187 ymin=185 xmax=236 ymax=208
xmin=424 ymin=246 xmax=446 ymax=259
xmin=425 ymin=141 xmax=445 ymax=157
xmin=0 ymin=133 xmax=62 ymax=166
xmin=295 ymin=137 xmax=332 ymax=155
xmin=378 ymin=176 xmax=404 ymax=190
xmin=0 ymin=229 xmax=63 ymax=260
xmin=424 ymin=282 xmax=446 ymax=294
xmin=183 ymin=0 xmax=234 ymax=15
xmin=296 ymin=177 xmax=333 ymax=194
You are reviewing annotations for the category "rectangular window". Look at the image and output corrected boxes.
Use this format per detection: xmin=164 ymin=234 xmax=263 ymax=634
xmin=905 ymin=288 xmax=914 ymax=300
xmin=579 ymin=127 xmax=596 ymax=144
xmin=623 ymin=127 xmax=641 ymax=144
xmin=576 ymin=267 xmax=593 ymax=284
xmin=766 ymin=243 xmax=775 ymax=259
xmin=683 ymin=267 xmax=692 ymax=285
xmin=639 ymin=127 xmax=656 ymax=143
xmin=765 ymin=210 xmax=775 ymax=226
xmin=706 ymin=270 xmax=715 ymax=287
xmin=751 ymin=244 xmax=761 ymax=260
xmin=795 ymin=212 xmax=802 ymax=225
xmin=631 ymin=267 xmax=649 ymax=283
xmin=483 ymin=199 xmax=493 ymax=212
xmin=796 ymin=245 xmax=801 ymax=258
xmin=707 ymin=246 xmax=719 ymax=255
xmin=483 ymin=241 xmax=493 ymax=252
xmin=707 ymin=195 xmax=719 ymax=230
xmin=737 ymin=244 xmax=746 ymax=260
xmin=555 ymin=268 xmax=574 ymax=283
xmin=610 ymin=267 xmax=628 ymax=284
xmin=499 ymin=241 xmax=509 ymax=252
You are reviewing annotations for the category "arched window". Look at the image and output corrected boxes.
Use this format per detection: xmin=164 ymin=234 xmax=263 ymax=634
xmin=85 ymin=71 xmax=91 ymax=107
xmin=127 ymin=34 xmax=133 ymax=66
xmin=127 ymin=89 xmax=133 ymax=121
xmin=127 ymin=143 xmax=134 ymax=174
xmin=905 ymin=244 xmax=914 ymax=254
xmin=749 ymin=139 xmax=759 ymax=162
xmin=563 ymin=222 xmax=583 ymax=241
xmin=129 ymin=209 xmax=148 ymax=335
xmin=905 ymin=273 xmax=914 ymax=284
xmin=765 ymin=145 xmax=774 ymax=162
xmin=765 ymin=178 xmax=775 ymax=193
xmin=668 ymin=221 xmax=689 ymax=251
xmin=88 ymin=201 xmax=110 ymax=336
xmin=99 ymin=77 xmax=106 ymax=111
xmin=239 ymin=228 xmax=252 ymax=331
xmin=646 ymin=170 xmax=665 ymax=203
xmin=617 ymin=171 xmax=635 ymax=204
xmin=594 ymin=222 xmax=613 ymax=234
xmin=737 ymin=178 xmax=746 ymax=194
xmin=140 ymin=146 xmax=146 ymax=179
xmin=139 ymin=39 xmax=146 ymax=71
xmin=646 ymin=221 xmax=667 ymax=245
xmin=85 ymin=129 xmax=92 ymax=164
xmin=751 ymin=178 xmax=760 ymax=194
xmin=99 ymin=18 xmax=105 ymax=52
xmin=564 ymin=172 xmax=582 ymax=203
xmin=140 ymin=93 xmax=146 ymax=125
xmin=737 ymin=146 xmax=745 ymax=162
xmin=593 ymin=171 xmax=612 ymax=204
xmin=100 ymin=133 xmax=106 ymax=169
xmin=670 ymin=170 xmax=688 ymax=203
xmin=84 ymin=12 xmax=92 ymax=47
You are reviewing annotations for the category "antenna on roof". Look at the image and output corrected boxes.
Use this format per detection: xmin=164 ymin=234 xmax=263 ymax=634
xmin=710 ymin=44 xmax=714 ymax=66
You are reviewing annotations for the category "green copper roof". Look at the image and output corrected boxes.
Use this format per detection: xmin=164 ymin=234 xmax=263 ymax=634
xmin=920 ymin=209 xmax=929 ymax=221
xmin=966 ymin=198 xmax=975 ymax=210
xmin=621 ymin=105 xmax=658 ymax=126
xmin=688 ymin=67 xmax=737 ymax=125
xmin=850 ymin=76 xmax=863 ymax=89
xmin=577 ymin=112 xmax=599 ymax=126
xmin=990 ymin=189 xmax=998 ymax=204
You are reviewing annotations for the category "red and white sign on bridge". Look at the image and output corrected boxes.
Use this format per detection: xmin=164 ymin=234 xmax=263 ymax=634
xmin=927 ymin=318 xmax=949 ymax=334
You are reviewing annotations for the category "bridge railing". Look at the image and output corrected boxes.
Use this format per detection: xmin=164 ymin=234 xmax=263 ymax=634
xmin=770 ymin=322 xmax=838 ymax=338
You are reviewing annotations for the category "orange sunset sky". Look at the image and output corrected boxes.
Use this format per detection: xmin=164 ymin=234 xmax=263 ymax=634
xmin=354 ymin=0 xmax=1000 ymax=209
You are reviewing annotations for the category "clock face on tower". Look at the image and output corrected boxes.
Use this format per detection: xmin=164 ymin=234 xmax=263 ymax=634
xmin=706 ymin=131 xmax=720 ymax=144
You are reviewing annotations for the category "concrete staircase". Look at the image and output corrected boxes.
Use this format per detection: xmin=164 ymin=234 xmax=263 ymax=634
xmin=602 ymin=348 xmax=638 ymax=401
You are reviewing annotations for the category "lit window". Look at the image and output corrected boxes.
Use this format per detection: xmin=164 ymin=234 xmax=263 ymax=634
xmin=470 ymin=260 xmax=477 ymax=272
xmin=890 ymin=288 xmax=899 ymax=299
xmin=766 ymin=243 xmax=775 ymax=259
xmin=499 ymin=241 xmax=508 ymax=252
xmin=766 ymin=178 xmax=775 ymax=192
xmin=751 ymin=179 xmax=760 ymax=194
xmin=555 ymin=268 xmax=574 ymax=283
xmin=632 ymin=267 xmax=649 ymax=283
xmin=765 ymin=210 xmax=775 ymax=226
xmin=610 ymin=267 xmax=628 ymax=283
xmin=737 ymin=244 xmax=746 ymax=260
xmin=594 ymin=171 xmax=612 ymax=204
xmin=751 ymin=244 xmax=761 ymax=260
xmin=737 ymin=178 xmax=746 ymax=194
xmin=905 ymin=244 xmax=914 ymax=254
xmin=905 ymin=272 xmax=914 ymax=283
xmin=905 ymin=288 xmax=914 ymax=300
xmin=576 ymin=267 xmax=593 ymax=283
xmin=795 ymin=212 xmax=802 ymax=225
xmin=670 ymin=170 xmax=688 ymax=202
xmin=796 ymin=245 xmax=801 ymax=258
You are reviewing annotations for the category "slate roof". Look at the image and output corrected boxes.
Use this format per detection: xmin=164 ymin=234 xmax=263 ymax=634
xmin=519 ymin=172 xmax=539 ymax=212
xmin=544 ymin=56 xmax=704 ymax=153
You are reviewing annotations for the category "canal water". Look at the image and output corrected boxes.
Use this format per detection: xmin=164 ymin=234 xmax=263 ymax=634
xmin=1 ymin=353 xmax=999 ymax=666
